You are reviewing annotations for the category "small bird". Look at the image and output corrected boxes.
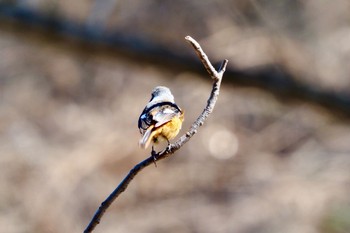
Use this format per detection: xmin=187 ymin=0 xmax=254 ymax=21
xmin=138 ymin=86 xmax=184 ymax=150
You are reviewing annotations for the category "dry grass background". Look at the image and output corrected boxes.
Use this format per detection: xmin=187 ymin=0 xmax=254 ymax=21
xmin=1 ymin=1 xmax=350 ymax=233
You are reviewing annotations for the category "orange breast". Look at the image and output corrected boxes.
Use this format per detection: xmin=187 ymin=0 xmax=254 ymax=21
xmin=151 ymin=112 xmax=184 ymax=144
xmin=160 ymin=115 xmax=183 ymax=140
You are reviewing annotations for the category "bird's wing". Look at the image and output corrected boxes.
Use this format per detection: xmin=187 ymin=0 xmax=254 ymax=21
xmin=153 ymin=106 xmax=180 ymax=128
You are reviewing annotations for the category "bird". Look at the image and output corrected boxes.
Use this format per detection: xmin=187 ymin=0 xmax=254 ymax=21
xmin=138 ymin=86 xmax=184 ymax=151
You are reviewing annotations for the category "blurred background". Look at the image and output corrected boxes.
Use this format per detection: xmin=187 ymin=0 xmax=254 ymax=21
xmin=1 ymin=1 xmax=350 ymax=233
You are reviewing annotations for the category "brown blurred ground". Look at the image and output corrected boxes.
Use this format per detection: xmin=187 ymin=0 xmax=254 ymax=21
xmin=1 ymin=1 xmax=350 ymax=233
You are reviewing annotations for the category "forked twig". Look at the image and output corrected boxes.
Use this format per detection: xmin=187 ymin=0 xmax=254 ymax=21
xmin=83 ymin=36 xmax=228 ymax=233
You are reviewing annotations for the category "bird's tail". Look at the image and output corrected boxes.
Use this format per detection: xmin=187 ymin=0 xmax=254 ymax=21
xmin=139 ymin=125 xmax=155 ymax=149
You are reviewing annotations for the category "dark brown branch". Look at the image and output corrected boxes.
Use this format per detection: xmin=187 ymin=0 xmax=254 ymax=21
xmin=83 ymin=36 xmax=228 ymax=233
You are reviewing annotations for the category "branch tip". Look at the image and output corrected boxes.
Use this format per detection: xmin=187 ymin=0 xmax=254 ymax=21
xmin=219 ymin=59 xmax=229 ymax=73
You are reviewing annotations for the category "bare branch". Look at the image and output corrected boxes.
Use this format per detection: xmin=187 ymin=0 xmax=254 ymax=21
xmin=83 ymin=36 xmax=228 ymax=233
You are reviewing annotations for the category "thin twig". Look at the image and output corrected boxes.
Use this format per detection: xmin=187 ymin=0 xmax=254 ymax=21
xmin=83 ymin=36 xmax=228 ymax=233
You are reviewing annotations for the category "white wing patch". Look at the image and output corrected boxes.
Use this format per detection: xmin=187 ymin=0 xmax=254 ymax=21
xmin=153 ymin=107 xmax=179 ymax=128
xmin=162 ymin=108 xmax=175 ymax=114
